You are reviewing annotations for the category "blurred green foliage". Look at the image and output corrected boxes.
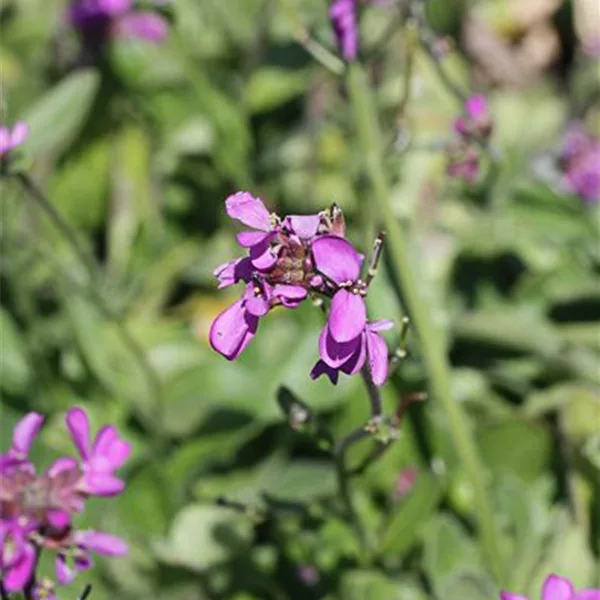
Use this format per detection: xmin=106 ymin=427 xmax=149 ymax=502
xmin=1 ymin=0 xmax=599 ymax=598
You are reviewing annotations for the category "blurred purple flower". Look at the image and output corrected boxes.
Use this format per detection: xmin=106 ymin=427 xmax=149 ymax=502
xmin=66 ymin=407 xmax=132 ymax=497
xmin=69 ymin=0 xmax=168 ymax=48
xmin=0 ymin=122 xmax=29 ymax=160
xmin=500 ymin=574 xmax=600 ymax=600
xmin=446 ymin=145 xmax=480 ymax=183
xmin=453 ymin=94 xmax=493 ymax=139
xmin=1 ymin=408 xmax=129 ymax=594
xmin=559 ymin=122 xmax=600 ymax=203
xmin=393 ymin=467 xmax=417 ymax=499
xmin=329 ymin=0 xmax=359 ymax=61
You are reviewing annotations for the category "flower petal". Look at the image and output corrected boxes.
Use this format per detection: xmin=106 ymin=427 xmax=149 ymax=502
xmin=9 ymin=122 xmax=29 ymax=148
xmin=319 ymin=325 xmax=361 ymax=368
xmin=82 ymin=473 xmax=125 ymax=496
xmin=209 ymin=299 xmax=258 ymax=360
xmin=56 ymin=554 xmax=76 ymax=585
xmin=66 ymin=407 xmax=91 ymax=460
xmin=339 ymin=335 xmax=367 ymax=376
xmin=11 ymin=412 xmax=44 ymax=458
xmin=499 ymin=594 xmax=529 ymax=600
xmin=366 ymin=329 xmax=389 ymax=386
xmin=226 ymin=191 xmax=271 ymax=232
xmin=76 ymin=531 xmax=129 ymax=556
xmin=249 ymin=238 xmax=277 ymax=271
xmin=3 ymin=542 xmax=36 ymax=592
xmin=284 ymin=215 xmax=320 ymax=239
xmin=328 ymin=289 xmax=366 ymax=343
xmin=115 ymin=12 xmax=169 ymax=43
xmin=367 ymin=319 xmax=394 ymax=333
xmin=312 ymin=235 xmax=362 ymax=284
xmin=310 ymin=360 xmax=339 ymax=385
xmin=236 ymin=230 xmax=271 ymax=248
xmin=575 ymin=592 xmax=600 ymax=600
xmin=47 ymin=457 xmax=78 ymax=478
xmin=542 ymin=575 xmax=575 ymax=600
xmin=273 ymin=284 xmax=307 ymax=308
xmin=214 ymin=257 xmax=253 ymax=289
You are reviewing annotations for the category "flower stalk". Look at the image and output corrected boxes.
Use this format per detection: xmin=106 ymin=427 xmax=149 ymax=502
xmin=346 ymin=61 xmax=506 ymax=584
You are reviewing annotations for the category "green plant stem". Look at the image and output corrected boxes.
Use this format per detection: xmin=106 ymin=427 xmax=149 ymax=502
xmin=346 ymin=62 xmax=506 ymax=584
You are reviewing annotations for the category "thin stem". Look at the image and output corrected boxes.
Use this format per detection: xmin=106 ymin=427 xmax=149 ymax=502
xmin=79 ymin=585 xmax=93 ymax=600
xmin=360 ymin=366 xmax=382 ymax=416
xmin=364 ymin=232 xmax=386 ymax=287
xmin=346 ymin=62 xmax=506 ymax=584
xmin=275 ymin=0 xmax=345 ymax=75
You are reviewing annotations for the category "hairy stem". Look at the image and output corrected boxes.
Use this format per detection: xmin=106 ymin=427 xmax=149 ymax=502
xmin=346 ymin=62 xmax=505 ymax=584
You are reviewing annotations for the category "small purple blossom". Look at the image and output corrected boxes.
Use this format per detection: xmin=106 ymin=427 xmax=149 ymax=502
xmin=69 ymin=0 xmax=169 ymax=49
xmin=1 ymin=408 xmax=129 ymax=594
xmin=453 ymin=94 xmax=493 ymax=139
xmin=500 ymin=574 xmax=600 ymax=600
xmin=0 ymin=122 xmax=29 ymax=160
xmin=559 ymin=122 xmax=600 ymax=204
xmin=329 ymin=0 xmax=359 ymax=61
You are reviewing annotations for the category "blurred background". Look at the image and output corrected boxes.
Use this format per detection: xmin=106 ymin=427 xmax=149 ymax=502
xmin=1 ymin=0 xmax=599 ymax=598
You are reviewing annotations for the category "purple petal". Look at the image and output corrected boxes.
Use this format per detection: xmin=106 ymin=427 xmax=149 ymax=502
xmin=319 ymin=325 xmax=362 ymax=368
xmin=272 ymin=284 xmax=307 ymax=308
xmin=226 ymin=191 xmax=271 ymax=232
xmin=367 ymin=320 xmax=394 ymax=333
xmin=76 ymin=532 xmax=128 ymax=556
xmin=310 ymin=360 xmax=339 ymax=384
xmin=66 ymin=407 xmax=91 ymax=460
xmin=47 ymin=509 xmax=71 ymax=532
xmin=56 ymin=554 xmax=76 ymax=585
xmin=249 ymin=238 xmax=277 ymax=271
xmin=366 ymin=329 xmax=389 ymax=386
xmin=209 ymin=299 xmax=258 ymax=360
xmin=236 ymin=230 xmax=271 ymax=248
xmin=47 ymin=457 xmax=78 ymax=478
xmin=284 ymin=215 xmax=320 ymax=239
xmin=115 ymin=12 xmax=169 ymax=43
xmin=0 ymin=126 xmax=10 ymax=155
xmin=339 ymin=335 xmax=367 ymax=375
xmin=92 ymin=426 xmax=131 ymax=470
xmin=11 ymin=412 xmax=44 ymax=458
xmin=312 ymin=235 xmax=362 ymax=284
xmin=328 ymin=289 xmax=366 ymax=343
xmin=81 ymin=472 xmax=125 ymax=496
xmin=465 ymin=94 xmax=488 ymax=120
xmin=3 ymin=542 xmax=36 ymax=592
xmin=213 ymin=257 xmax=253 ymax=289
xmin=244 ymin=283 xmax=271 ymax=317
xmin=575 ymin=592 xmax=600 ymax=600
xmin=10 ymin=122 xmax=29 ymax=147
xmin=0 ymin=526 xmax=25 ymax=569
xmin=542 ymin=575 xmax=575 ymax=600
xmin=98 ymin=0 xmax=132 ymax=16
xmin=499 ymin=594 xmax=529 ymax=600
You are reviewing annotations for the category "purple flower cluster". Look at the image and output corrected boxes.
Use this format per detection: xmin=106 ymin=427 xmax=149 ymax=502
xmin=447 ymin=94 xmax=493 ymax=183
xmin=0 ymin=122 xmax=29 ymax=160
xmin=1 ymin=408 xmax=130 ymax=596
xmin=500 ymin=574 xmax=600 ymax=600
xmin=68 ymin=0 xmax=169 ymax=48
xmin=559 ymin=122 xmax=600 ymax=204
xmin=210 ymin=192 xmax=393 ymax=386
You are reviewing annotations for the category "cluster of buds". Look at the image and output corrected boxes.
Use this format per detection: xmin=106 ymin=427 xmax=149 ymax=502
xmin=210 ymin=192 xmax=394 ymax=387
xmin=68 ymin=0 xmax=169 ymax=51
xmin=0 ymin=122 xmax=29 ymax=165
xmin=558 ymin=121 xmax=600 ymax=204
xmin=446 ymin=94 xmax=493 ymax=183
xmin=1 ymin=408 xmax=130 ymax=597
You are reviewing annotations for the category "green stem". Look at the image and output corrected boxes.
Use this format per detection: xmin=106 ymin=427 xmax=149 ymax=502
xmin=346 ymin=62 xmax=505 ymax=584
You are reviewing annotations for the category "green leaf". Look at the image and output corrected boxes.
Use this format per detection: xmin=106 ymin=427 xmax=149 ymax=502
xmin=339 ymin=571 xmax=427 ymax=600
xmin=20 ymin=69 xmax=100 ymax=157
xmin=0 ymin=309 xmax=32 ymax=394
xmin=156 ymin=504 xmax=253 ymax=571
xmin=245 ymin=67 xmax=311 ymax=113
xmin=377 ymin=472 xmax=443 ymax=557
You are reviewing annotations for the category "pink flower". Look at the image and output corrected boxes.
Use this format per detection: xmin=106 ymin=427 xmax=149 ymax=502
xmin=65 ymin=407 xmax=131 ymax=497
xmin=500 ymin=574 xmax=600 ymax=600
xmin=0 ymin=122 xmax=29 ymax=159
xmin=453 ymin=94 xmax=493 ymax=139
xmin=330 ymin=0 xmax=359 ymax=61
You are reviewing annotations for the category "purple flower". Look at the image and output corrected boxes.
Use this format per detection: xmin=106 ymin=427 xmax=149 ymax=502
xmin=329 ymin=0 xmax=359 ymax=61
xmin=559 ymin=123 xmax=600 ymax=204
xmin=453 ymin=94 xmax=493 ymax=140
xmin=69 ymin=0 xmax=168 ymax=48
xmin=446 ymin=145 xmax=480 ymax=183
xmin=0 ymin=523 xmax=37 ymax=592
xmin=65 ymin=407 xmax=131 ymax=497
xmin=500 ymin=574 xmax=600 ymax=600
xmin=0 ymin=122 xmax=29 ymax=159
xmin=312 ymin=235 xmax=366 ymax=342
xmin=311 ymin=319 xmax=392 ymax=386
